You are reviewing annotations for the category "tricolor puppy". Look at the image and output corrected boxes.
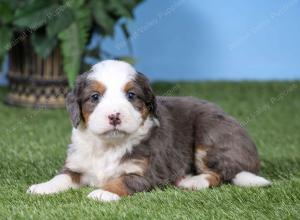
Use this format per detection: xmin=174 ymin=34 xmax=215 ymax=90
xmin=27 ymin=60 xmax=271 ymax=202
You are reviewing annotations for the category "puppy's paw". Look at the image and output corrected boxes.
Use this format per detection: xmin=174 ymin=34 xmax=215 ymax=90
xmin=27 ymin=182 xmax=59 ymax=195
xmin=177 ymin=175 xmax=210 ymax=190
xmin=87 ymin=189 xmax=120 ymax=202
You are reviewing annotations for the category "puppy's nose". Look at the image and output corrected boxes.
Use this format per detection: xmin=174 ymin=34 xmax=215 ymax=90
xmin=108 ymin=113 xmax=121 ymax=126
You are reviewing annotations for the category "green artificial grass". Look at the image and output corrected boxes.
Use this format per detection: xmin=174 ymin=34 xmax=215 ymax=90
xmin=0 ymin=82 xmax=299 ymax=220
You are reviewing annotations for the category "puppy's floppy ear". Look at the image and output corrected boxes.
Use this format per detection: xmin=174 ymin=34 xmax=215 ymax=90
xmin=136 ymin=72 xmax=158 ymax=118
xmin=66 ymin=90 xmax=81 ymax=128
xmin=66 ymin=71 xmax=90 ymax=128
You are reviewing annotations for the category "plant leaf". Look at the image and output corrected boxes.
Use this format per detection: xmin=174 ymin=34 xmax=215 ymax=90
xmin=31 ymin=32 xmax=57 ymax=58
xmin=0 ymin=2 xmax=14 ymax=24
xmin=120 ymin=22 xmax=130 ymax=39
xmin=59 ymin=2 xmax=91 ymax=87
xmin=0 ymin=26 xmax=13 ymax=64
xmin=90 ymin=0 xmax=115 ymax=36
xmin=107 ymin=0 xmax=132 ymax=18
xmin=120 ymin=22 xmax=132 ymax=53
xmin=119 ymin=0 xmax=144 ymax=18
xmin=47 ymin=7 xmax=74 ymax=37
xmin=14 ymin=2 xmax=59 ymax=30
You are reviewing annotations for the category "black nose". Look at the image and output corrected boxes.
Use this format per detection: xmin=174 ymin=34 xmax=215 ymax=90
xmin=108 ymin=113 xmax=121 ymax=126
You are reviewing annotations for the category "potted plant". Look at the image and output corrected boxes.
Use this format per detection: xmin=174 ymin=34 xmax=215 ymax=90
xmin=0 ymin=0 xmax=142 ymax=108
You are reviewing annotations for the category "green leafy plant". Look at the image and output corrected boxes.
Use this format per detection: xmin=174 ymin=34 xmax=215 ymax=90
xmin=0 ymin=0 xmax=143 ymax=87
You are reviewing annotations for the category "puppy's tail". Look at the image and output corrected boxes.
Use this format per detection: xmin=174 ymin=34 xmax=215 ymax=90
xmin=232 ymin=171 xmax=271 ymax=187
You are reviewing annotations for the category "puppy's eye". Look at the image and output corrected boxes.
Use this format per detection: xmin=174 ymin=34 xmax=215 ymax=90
xmin=127 ymin=91 xmax=136 ymax=101
xmin=90 ymin=93 xmax=100 ymax=103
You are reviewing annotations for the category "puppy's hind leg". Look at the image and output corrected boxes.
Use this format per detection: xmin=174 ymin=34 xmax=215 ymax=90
xmin=232 ymin=171 xmax=271 ymax=187
xmin=177 ymin=172 xmax=220 ymax=190
xmin=177 ymin=144 xmax=221 ymax=190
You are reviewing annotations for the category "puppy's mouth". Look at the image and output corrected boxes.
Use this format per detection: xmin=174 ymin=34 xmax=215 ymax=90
xmin=100 ymin=129 xmax=128 ymax=139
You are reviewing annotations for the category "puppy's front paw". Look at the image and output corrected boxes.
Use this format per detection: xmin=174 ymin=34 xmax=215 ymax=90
xmin=27 ymin=182 xmax=59 ymax=195
xmin=87 ymin=189 xmax=120 ymax=202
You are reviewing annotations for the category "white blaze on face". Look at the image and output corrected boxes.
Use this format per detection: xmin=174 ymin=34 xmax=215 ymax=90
xmin=87 ymin=60 xmax=143 ymax=137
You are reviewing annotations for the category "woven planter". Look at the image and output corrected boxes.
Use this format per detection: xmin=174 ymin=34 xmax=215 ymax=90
xmin=5 ymin=38 xmax=69 ymax=108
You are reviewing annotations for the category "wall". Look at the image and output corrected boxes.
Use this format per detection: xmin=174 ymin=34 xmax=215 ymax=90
xmin=102 ymin=0 xmax=300 ymax=81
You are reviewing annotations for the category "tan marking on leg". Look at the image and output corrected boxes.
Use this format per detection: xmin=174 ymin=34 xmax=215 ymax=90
xmin=132 ymin=158 xmax=149 ymax=173
xmin=120 ymin=155 xmax=149 ymax=175
xmin=196 ymin=144 xmax=207 ymax=150
xmin=177 ymin=172 xmax=221 ymax=190
xmin=61 ymin=168 xmax=81 ymax=184
xmin=195 ymin=146 xmax=208 ymax=173
xmin=194 ymin=145 xmax=222 ymax=187
xmin=205 ymin=172 xmax=221 ymax=187
xmin=102 ymin=177 xmax=129 ymax=196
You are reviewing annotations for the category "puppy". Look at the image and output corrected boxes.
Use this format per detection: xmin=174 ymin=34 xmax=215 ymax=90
xmin=27 ymin=60 xmax=271 ymax=202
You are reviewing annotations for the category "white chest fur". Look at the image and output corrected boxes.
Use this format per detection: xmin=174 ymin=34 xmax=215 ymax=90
xmin=65 ymin=118 xmax=155 ymax=187
xmin=67 ymin=146 xmax=137 ymax=187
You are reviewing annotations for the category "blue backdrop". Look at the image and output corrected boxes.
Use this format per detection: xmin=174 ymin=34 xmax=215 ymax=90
xmin=102 ymin=0 xmax=300 ymax=81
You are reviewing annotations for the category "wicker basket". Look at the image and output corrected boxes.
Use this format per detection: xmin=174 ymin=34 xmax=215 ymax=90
xmin=5 ymin=38 xmax=69 ymax=108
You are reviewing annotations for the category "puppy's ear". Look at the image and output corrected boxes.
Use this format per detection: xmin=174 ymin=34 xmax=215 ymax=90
xmin=66 ymin=71 xmax=90 ymax=128
xmin=66 ymin=90 xmax=81 ymax=128
xmin=136 ymin=72 xmax=158 ymax=118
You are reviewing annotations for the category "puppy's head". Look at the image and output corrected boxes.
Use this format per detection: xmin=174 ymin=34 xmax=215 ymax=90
xmin=66 ymin=60 xmax=157 ymax=140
